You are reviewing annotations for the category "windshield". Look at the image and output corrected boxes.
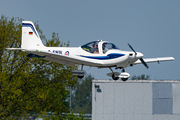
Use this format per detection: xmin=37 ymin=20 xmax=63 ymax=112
xmin=102 ymin=42 xmax=119 ymax=53
xmin=81 ymin=41 xmax=99 ymax=54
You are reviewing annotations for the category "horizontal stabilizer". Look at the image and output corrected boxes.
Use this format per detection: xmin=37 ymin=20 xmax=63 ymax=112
xmin=6 ymin=48 xmax=39 ymax=53
xmin=6 ymin=48 xmax=26 ymax=50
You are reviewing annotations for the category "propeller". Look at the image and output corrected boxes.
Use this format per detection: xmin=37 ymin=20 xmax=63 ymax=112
xmin=128 ymin=43 xmax=149 ymax=69
xmin=139 ymin=58 xmax=149 ymax=69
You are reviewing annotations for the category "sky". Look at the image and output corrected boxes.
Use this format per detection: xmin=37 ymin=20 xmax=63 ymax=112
xmin=0 ymin=0 xmax=179 ymax=80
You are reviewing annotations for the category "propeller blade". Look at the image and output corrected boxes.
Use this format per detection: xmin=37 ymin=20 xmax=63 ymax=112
xmin=139 ymin=58 xmax=149 ymax=69
xmin=128 ymin=43 xmax=137 ymax=55
xmin=128 ymin=43 xmax=148 ymax=69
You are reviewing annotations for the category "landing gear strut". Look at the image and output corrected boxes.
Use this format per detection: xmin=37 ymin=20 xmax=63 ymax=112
xmin=121 ymin=69 xmax=128 ymax=81
xmin=77 ymin=65 xmax=84 ymax=79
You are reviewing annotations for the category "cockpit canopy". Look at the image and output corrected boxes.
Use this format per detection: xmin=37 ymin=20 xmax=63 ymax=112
xmin=102 ymin=42 xmax=119 ymax=53
xmin=81 ymin=41 xmax=119 ymax=54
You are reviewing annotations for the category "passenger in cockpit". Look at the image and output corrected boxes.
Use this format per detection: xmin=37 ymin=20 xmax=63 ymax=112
xmin=102 ymin=43 xmax=108 ymax=53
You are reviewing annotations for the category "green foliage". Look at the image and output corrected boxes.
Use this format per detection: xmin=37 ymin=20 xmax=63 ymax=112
xmin=0 ymin=15 xmax=78 ymax=119
xmin=131 ymin=74 xmax=150 ymax=80
xmin=72 ymin=75 xmax=93 ymax=114
xmin=39 ymin=112 xmax=86 ymax=120
xmin=65 ymin=112 xmax=85 ymax=120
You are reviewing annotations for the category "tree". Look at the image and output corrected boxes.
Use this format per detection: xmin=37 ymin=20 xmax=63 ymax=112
xmin=71 ymin=75 xmax=94 ymax=114
xmin=131 ymin=74 xmax=150 ymax=80
xmin=0 ymin=15 xmax=78 ymax=119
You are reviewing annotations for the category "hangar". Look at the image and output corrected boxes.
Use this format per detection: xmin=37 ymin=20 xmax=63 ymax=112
xmin=92 ymin=80 xmax=180 ymax=120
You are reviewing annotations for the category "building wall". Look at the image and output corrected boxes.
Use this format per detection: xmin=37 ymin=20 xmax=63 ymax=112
xmin=92 ymin=80 xmax=180 ymax=120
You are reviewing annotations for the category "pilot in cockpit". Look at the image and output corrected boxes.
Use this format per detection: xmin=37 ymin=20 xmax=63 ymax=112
xmin=90 ymin=42 xmax=99 ymax=54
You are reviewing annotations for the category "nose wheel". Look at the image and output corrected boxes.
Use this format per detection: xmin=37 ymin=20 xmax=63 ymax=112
xmin=121 ymin=78 xmax=128 ymax=81
xmin=120 ymin=69 xmax=128 ymax=81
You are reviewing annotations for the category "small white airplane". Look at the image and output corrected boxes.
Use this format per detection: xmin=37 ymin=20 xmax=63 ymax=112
xmin=7 ymin=21 xmax=175 ymax=81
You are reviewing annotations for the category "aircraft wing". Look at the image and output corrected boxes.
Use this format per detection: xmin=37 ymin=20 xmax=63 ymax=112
xmin=134 ymin=57 xmax=175 ymax=65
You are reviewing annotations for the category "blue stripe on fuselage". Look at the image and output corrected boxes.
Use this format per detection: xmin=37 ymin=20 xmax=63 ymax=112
xmin=80 ymin=53 xmax=125 ymax=60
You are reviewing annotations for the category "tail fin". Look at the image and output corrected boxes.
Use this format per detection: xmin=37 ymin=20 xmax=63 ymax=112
xmin=21 ymin=21 xmax=45 ymax=49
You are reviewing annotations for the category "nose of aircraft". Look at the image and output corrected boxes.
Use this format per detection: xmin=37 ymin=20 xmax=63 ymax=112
xmin=136 ymin=52 xmax=143 ymax=58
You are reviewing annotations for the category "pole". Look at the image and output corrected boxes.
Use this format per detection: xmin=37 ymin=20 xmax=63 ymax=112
xmin=70 ymin=86 xmax=72 ymax=113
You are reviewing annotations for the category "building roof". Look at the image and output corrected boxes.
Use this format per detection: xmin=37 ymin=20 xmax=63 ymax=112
xmin=92 ymin=79 xmax=180 ymax=83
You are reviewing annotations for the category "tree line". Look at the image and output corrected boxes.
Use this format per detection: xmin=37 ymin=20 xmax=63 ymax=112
xmin=0 ymin=15 xmax=88 ymax=119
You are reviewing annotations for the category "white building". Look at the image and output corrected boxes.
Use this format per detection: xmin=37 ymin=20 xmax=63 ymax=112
xmin=92 ymin=80 xmax=180 ymax=120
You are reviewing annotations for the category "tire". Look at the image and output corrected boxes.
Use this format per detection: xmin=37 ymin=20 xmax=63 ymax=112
xmin=77 ymin=75 xmax=84 ymax=79
xmin=121 ymin=78 xmax=128 ymax=81
xmin=112 ymin=74 xmax=119 ymax=80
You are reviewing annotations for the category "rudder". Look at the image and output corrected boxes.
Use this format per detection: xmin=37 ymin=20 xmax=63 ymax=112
xmin=22 ymin=21 xmax=45 ymax=49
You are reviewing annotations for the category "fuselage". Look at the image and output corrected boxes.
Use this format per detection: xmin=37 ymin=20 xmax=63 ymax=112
xmin=28 ymin=41 xmax=143 ymax=68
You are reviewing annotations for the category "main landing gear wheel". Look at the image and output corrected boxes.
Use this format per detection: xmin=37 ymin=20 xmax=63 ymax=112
xmin=71 ymin=65 xmax=86 ymax=79
xmin=112 ymin=74 xmax=119 ymax=80
xmin=77 ymin=75 xmax=84 ymax=79
xmin=109 ymin=67 xmax=119 ymax=80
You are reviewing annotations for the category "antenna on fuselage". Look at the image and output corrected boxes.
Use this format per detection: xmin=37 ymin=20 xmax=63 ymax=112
xmin=98 ymin=40 xmax=103 ymax=42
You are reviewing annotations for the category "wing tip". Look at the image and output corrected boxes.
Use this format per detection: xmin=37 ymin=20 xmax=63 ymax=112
xmin=167 ymin=57 xmax=175 ymax=61
xmin=171 ymin=57 xmax=175 ymax=61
